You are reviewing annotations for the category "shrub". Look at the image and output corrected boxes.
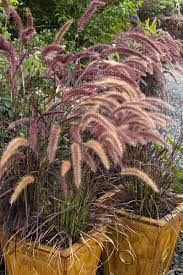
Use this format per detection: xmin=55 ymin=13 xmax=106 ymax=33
xmin=139 ymin=0 xmax=176 ymax=21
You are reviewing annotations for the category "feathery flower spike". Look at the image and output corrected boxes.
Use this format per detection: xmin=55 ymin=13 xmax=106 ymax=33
xmin=0 ymin=138 xmax=29 ymax=168
xmin=10 ymin=175 xmax=35 ymax=205
xmin=121 ymin=167 xmax=159 ymax=193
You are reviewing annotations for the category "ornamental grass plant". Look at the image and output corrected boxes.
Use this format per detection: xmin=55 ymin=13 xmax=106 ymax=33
xmin=114 ymin=27 xmax=183 ymax=98
xmin=0 ymin=0 xmax=182 ymax=259
xmin=100 ymin=134 xmax=183 ymax=220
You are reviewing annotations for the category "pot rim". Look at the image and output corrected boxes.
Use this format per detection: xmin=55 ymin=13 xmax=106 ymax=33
xmin=3 ymin=225 xmax=106 ymax=258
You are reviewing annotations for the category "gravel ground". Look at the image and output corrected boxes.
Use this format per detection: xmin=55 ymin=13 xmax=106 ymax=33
xmin=165 ymin=69 xmax=183 ymax=275
xmin=165 ymin=69 xmax=183 ymax=137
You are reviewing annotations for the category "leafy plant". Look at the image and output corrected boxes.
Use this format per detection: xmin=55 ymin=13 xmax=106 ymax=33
xmin=144 ymin=17 xmax=161 ymax=35
xmin=165 ymin=134 xmax=183 ymax=192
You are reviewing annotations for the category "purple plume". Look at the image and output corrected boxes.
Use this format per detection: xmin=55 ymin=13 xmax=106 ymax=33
xmin=77 ymin=0 xmax=106 ymax=32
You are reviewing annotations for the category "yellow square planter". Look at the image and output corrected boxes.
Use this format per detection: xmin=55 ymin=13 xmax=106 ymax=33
xmin=103 ymin=202 xmax=183 ymax=275
xmin=3 ymin=227 xmax=106 ymax=275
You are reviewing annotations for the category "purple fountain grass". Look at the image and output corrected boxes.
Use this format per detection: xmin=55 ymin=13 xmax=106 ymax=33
xmin=140 ymin=130 xmax=172 ymax=151
xmin=113 ymin=29 xmax=183 ymax=98
xmin=2 ymin=0 xmax=23 ymax=32
xmin=0 ymin=35 xmax=17 ymax=69
xmin=77 ymin=0 xmax=106 ymax=32
xmin=99 ymin=131 xmax=124 ymax=157
xmin=82 ymin=96 xmax=120 ymax=113
xmin=80 ymin=67 xmax=139 ymax=88
xmin=2 ymin=0 xmax=35 ymax=45
xmin=54 ymin=19 xmax=73 ymax=44
xmin=93 ymin=78 xmax=141 ymax=98
xmin=114 ymin=105 xmax=156 ymax=128
xmin=121 ymin=167 xmax=159 ymax=193
xmin=41 ymin=44 xmax=64 ymax=60
xmin=20 ymin=27 xmax=35 ymax=45
xmin=155 ymin=32 xmax=183 ymax=65
xmin=38 ymin=76 xmax=173 ymax=171
xmin=115 ymin=32 xmax=163 ymax=55
xmin=71 ymin=142 xmax=82 ymax=188
xmin=86 ymin=139 xmax=110 ymax=170
xmin=40 ymin=20 xmax=73 ymax=62
xmin=47 ymin=124 xmax=62 ymax=163
xmin=19 ymin=8 xmax=35 ymax=44
xmin=39 ymin=24 xmax=183 ymax=101
xmin=8 ymin=118 xmax=31 ymax=129
xmin=1 ymin=0 xmax=183 ymax=117
xmin=28 ymin=120 xmax=38 ymax=152
xmin=60 ymin=160 xmax=71 ymax=196
xmin=82 ymin=149 xmax=97 ymax=173
xmin=0 ymin=0 xmax=182 ymax=254
xmin=26 ymin=8 xmax=34 ymax=28
xmin=1 ymin=88 xmax=172 ymax=192
xmin=100 ymin=45 xmax=151 ymax=62
xmin=82 ymin=111 xmax=116 ymax=132
xmin=47 ymin=53 xmax=74 ymax=74
xmin=0 ymin=152 xmax=25 ymax=181
xmin=0 ymin=137 xmax=29 ymax=168
xmin=10 ymin=175 xmax=35 ymax=205
xmin=0 ymin=0 xmax=180 ymax=208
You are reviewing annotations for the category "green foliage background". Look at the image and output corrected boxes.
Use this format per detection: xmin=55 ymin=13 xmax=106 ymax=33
xmin=0 ymin=0 xmax=20 ymax=9
xmin=16 ymin=0 xmax=142 ymax=49
xmin=139 ymin=0 xmax=183 ymax=20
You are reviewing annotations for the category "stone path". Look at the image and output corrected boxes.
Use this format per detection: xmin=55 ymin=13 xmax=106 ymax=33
xmin=165 ymin=69 xmax=183 ymax=137
xmin=166 ymin=69 xmax=183 ymax=274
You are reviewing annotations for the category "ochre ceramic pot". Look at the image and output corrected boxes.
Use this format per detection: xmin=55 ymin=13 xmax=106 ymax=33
xmin=103 ymin=202 xmax=183 ymax=275
xmin=3 ymin=227 xmax=106 ymax=275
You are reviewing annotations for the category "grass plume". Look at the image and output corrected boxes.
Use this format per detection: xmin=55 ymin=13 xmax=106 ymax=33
xmin=0 ymin=137 xmax=29 ymax=168
xmin=54 ymin=19 xmax=73 ymax=44
xmin=121 ymin=167 xmax=159 ymax=193
xmin=60 ymin=160 xmax=71 ymax=196
xmin=71 ymin=143 xmax=82 ymax=188
xmin=10 ymin=175 xmax=35 ymax=205
xmin=86 ymin=139 xmax=110 ymax=170
xmin=60 ymin=160 xmax=71 ymax=177
xmin=47 ymin=124 xmax=61 ymax=163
